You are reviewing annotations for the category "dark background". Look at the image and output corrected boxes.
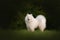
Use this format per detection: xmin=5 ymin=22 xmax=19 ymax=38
xmin=0 ymin=0 xmax=60 ymax=30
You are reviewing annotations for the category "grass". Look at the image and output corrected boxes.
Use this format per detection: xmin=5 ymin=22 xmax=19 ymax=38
xmin=0 ymin=29 xmax=60 ymax=40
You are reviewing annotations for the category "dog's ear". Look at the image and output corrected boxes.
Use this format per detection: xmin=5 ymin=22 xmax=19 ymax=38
xmin=26 ymin=13 xmax=29 ymax=15
xmin=30 ymin=14 xmax=32 ymax=15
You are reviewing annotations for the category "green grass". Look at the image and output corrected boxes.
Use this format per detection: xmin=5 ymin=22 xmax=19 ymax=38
xmin=0 ymin=29 xmax=60 ymax=40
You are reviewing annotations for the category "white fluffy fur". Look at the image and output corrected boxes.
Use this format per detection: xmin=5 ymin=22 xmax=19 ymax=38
xmin=36 ymin=15 xmax=46 ymax=32
xmin=25 ymin=13 xmax=46 ymax=32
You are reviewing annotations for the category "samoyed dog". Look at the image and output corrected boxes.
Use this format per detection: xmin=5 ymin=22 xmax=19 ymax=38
xmin=25 ymin=13 xmax=46 ymax=32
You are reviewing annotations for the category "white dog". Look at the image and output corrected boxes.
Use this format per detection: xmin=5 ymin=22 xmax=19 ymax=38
xmin=25 ymin=13 xmax=46 ymax=32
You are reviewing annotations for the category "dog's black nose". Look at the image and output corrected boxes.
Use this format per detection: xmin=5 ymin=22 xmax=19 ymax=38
xmin=28 ymin=18 xmax=30 ymax=21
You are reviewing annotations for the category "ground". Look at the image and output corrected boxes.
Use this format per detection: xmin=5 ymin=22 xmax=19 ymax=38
xmin=0 ymin=29 xmax=60 ymax=40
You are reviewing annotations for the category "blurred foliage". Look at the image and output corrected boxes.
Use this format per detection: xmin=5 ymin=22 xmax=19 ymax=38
xmin=1 ymin=0 xmax=60 ymax=30
xmin=9 ymin=0 xmax=47 ymax=29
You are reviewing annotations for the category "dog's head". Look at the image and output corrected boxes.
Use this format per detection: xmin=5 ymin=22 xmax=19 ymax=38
xmin=27 ymin=13 xmax=33 ymax=20
xmin=25 ymin=13 xmax=34 ymax=22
